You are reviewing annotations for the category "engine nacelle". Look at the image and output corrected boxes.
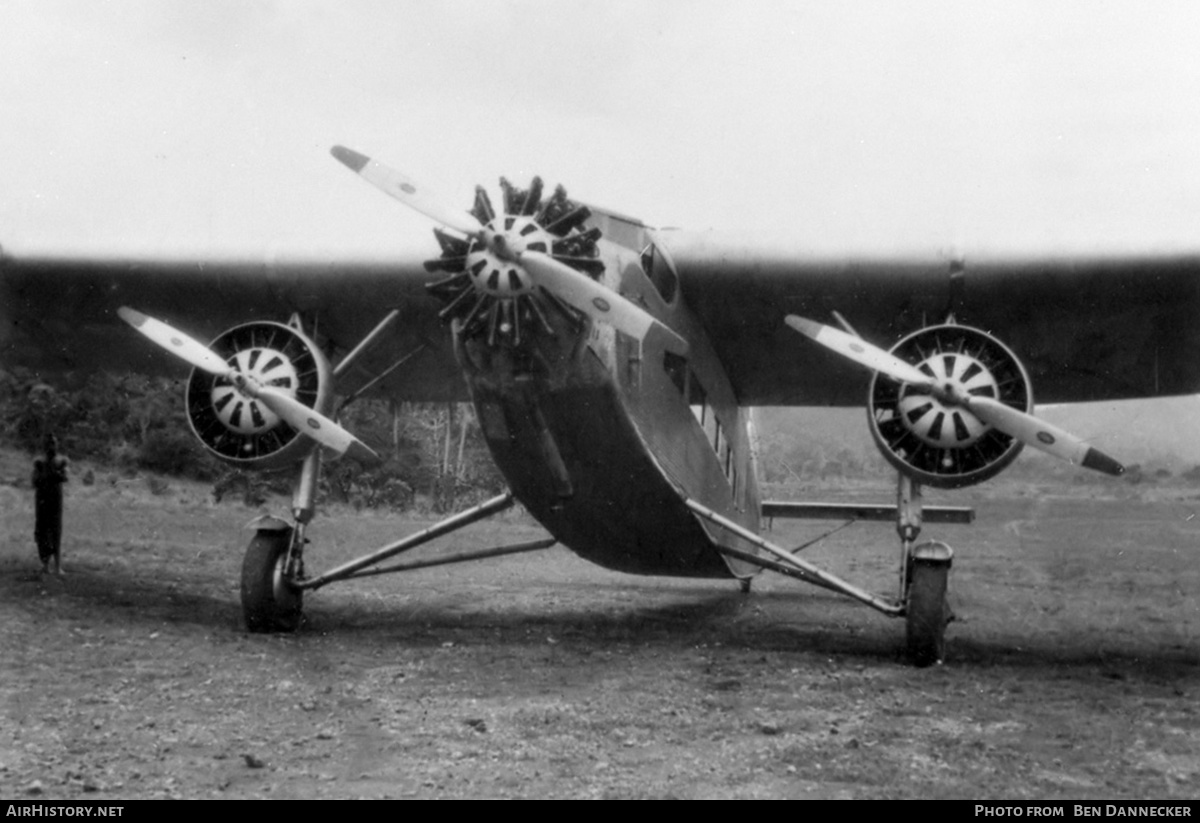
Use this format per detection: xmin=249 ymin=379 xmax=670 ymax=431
xmin=868 ymin=324 xmax=1032 ymax=489
xmin=186 ymin=322 xmax=332 ymax=470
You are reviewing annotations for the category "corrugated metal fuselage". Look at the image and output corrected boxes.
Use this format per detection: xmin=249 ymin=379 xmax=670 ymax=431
xmin=459 ymin=226 xmax=762 ymax=579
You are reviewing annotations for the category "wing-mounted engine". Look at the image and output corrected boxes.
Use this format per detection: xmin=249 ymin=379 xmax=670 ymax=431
xmin=423 ymin=178 xmax=604 ymax=348
xmin=788 ymin=313 xmax=1122 ymax=483
xmin=186 ymin=321 xmax=333 ymax=470
xmin=868 ymin=324 xmax=1030 ymax=488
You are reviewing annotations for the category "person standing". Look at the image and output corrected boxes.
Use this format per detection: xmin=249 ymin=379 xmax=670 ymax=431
xmin=32 ymin=433 xmax=69 ymax=575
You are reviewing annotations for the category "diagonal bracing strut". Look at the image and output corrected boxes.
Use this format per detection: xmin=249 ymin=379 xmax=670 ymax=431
xmin=683 ymin=497 xmax=904 ymax=617
xmin=298 ymin=492 xmax=522 ymax=590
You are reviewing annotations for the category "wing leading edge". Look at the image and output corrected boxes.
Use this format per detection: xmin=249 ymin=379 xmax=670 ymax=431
xmin=662 ymin=232 xmax=1200 ymax=406
xmin=0 ymin=249 xmax=468 ymax=402
xmin=7 ymin=236 xmax=1200 ymax=409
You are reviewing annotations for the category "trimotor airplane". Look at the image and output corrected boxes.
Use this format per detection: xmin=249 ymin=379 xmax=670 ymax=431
xmin=4 ymin=146 xmax=1197 ymax=665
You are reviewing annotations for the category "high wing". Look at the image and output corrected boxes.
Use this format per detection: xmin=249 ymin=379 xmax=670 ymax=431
xmin=0 ymin=250 xmax=467 ymax=401
xmin=5 ymin=233 xmax=1200 ymax=408
xmin=661 ymin=232 xmax=1200 ymax=406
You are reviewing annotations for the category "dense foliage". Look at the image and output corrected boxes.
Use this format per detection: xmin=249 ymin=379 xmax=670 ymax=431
xmin=0 ymin=367 xmax=503 ymax=511
xmin=2 ymin=368 xmax=1182 ymax=513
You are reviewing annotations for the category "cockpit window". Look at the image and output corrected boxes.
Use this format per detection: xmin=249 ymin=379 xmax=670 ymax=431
xmin=640 ymin=243 xmax=679 ymax=305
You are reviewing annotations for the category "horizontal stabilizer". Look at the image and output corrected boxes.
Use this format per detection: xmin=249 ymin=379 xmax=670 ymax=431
xmin=761 ymin=501 xmax=975 ymax=525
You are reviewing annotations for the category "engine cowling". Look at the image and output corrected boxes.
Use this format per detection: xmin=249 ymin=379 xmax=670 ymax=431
xmin=868 ymin=324 xmax=1032 ymax=488
xmin=185 ymin=322 xmax=332 ymax=470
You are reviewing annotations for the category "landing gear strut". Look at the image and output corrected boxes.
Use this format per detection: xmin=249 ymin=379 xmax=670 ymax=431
xmin=897 ymin=476 xmax=954 ymax=666
xmin=241 ymin=448 xmax=319 ymax=633
xmin=239 ymin=480 xmax=558 ymax=631
xmin=686 ymin=470 xmax=964 ymax=666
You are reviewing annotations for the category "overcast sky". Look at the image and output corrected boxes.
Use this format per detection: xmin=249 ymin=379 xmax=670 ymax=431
xmin=3 ymin=0 xmax=1200 ymax=258
xmin=5 ymin=0 xmax=1200 ymax=455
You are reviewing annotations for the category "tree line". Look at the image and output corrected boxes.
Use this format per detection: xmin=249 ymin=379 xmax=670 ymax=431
xmin=0 ymin=367 xmax=504 ymax=511
xmin=5 ymin=367 xmax=1184 ymax=510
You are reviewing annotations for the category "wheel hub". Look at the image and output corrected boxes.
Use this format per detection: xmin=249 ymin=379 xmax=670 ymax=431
xmin=272 ymin=552 xmax=301 ymax=610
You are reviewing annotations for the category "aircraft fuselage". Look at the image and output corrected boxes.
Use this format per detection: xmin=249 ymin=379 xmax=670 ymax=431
xmin=459 ymin=210 xmax=762 ymax=579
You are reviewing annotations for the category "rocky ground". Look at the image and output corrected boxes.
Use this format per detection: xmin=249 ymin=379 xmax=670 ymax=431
xmin=1 ymin=455 xmax=1198 ymax=799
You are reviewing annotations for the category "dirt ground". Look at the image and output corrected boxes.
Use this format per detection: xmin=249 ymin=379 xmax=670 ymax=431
xmin=2 ymin=455 xmax=1199 ymax=799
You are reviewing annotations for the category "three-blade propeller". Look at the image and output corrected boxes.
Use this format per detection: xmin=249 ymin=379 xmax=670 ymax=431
xmin=117 ymin=307 xmax=378 ymax=464
xmin=785 ymin=314 xmax=1124 ymax=476
xmin=330 ymin=145 xmax=686 ymax=354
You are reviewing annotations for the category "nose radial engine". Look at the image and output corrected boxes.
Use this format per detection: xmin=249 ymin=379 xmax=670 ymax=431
xmin=330 ymin=146 xmax=687 ymax=356
xmin=423 ymin=178 xmax=603 ymax=348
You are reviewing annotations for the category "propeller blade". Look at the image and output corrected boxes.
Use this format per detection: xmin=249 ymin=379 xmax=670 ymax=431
xmin=964 ymin=396 xmax=1124 ymax=476
xmin=519 ymin=250 xmax=688 ymax=354
xmin=330 ymin=145 xmax=484 ymax=236
xmin=785 ymin=315 xmax=933 ymax=387
xmin=250 ymin=386 xmax=379 ymax=464
xmin=117 ymin=306 xmax=233 ymax=376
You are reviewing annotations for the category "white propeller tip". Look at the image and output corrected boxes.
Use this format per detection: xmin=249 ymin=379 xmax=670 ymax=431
xmin=784 ymin=315 xmax=821 ymax=339
xmin=330 ymin=145 xmax=370 ymax=173
xmin=345 ymin=441 xmax=381 ymax=465
xmin=117 ymin=306 xmax=147 ymax=328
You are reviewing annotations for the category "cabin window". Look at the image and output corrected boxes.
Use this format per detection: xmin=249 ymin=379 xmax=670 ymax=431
xmin=716 ymin=423 xmax=734 ymax=481
xmin=680 ymin=371 xmax=735 ymax=483
xmin=689 ymin=375 xmax=707 ymax=427
xmin=700 ymin=405 xmax=715 ymax=451
xmin=703 ymin=403 xmax=718 ymax=448
xmin=663 ymin=351 xmax=688 ymax=397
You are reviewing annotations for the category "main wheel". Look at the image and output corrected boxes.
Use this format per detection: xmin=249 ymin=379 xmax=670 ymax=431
xmin=906 ymin=555 xmax=951 ymax=667
xmin=241 ymin=530 xmax=303 ymax=632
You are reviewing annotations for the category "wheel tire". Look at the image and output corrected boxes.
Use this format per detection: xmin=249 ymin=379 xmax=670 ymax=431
xmin=906 ymin=559 xmax=950 ymax=667
xmin=241 ymin=530 xmax=303 ymax=633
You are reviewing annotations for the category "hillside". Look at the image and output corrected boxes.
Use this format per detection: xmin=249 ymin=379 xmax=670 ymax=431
xmin=754 ymin=395 xmax=1200 ymax=482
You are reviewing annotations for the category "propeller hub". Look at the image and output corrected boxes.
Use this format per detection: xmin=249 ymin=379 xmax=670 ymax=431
xmin=465 ymin=216 xmax=553 ymax=299
xmin=212 ymin=347 xmax=299 ymax=436
xmin=419 ymin=173 xmax=613 ymax=349
xmin=898 ymin=350 xmax=998 ymax=450
xmin=868 ymin=323 xmax=1031 ymax=488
